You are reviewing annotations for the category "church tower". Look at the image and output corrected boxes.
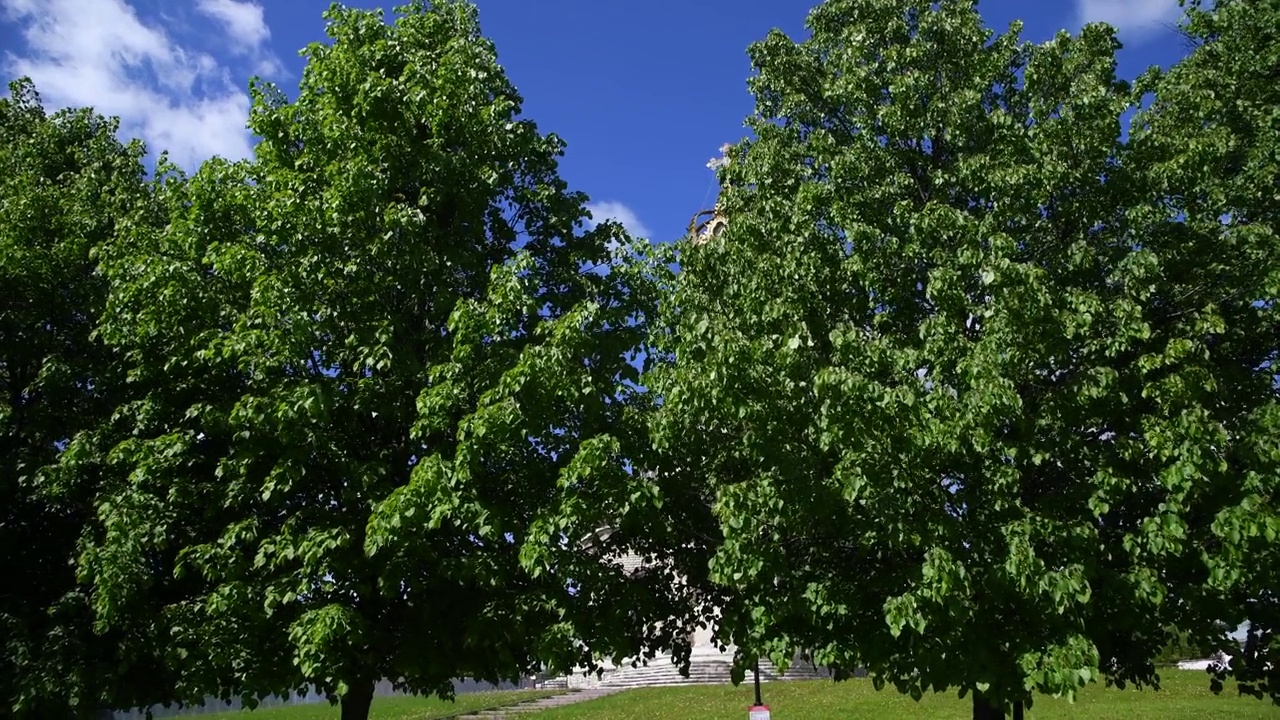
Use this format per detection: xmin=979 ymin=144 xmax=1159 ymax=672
xmin=688 ymin=143 xmax=731 ymax=244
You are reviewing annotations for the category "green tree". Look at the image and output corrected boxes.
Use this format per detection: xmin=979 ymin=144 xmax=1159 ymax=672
xmin=1127 ymin=0 xmax=1280 ymax=702
xmin=0 ymin=80 xmax=176 ymax=718
xmin=84 ymin=3 xmax=672 ymax=719
xmin=651 ymin=0 xmax=1277 ymax=717
xmin=382 ymin=226 xmax=721 ymax=685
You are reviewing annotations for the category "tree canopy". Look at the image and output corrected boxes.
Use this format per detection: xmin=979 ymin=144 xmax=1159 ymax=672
xmin=69 ymin=2 xmax=670 ymax=719
xmin=1138 ymin=0 xmax=1280 ymax=702
xmin=2 ymin=1 xmax=1278 ymax=719
xmin=0 ymin=79 xmax=179 ymax=719
xmin=651 ymin=0 xmax=1279 ymax=716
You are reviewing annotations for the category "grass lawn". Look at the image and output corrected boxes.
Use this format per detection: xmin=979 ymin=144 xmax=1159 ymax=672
xmin=194 ymin=689 xmax=558 ymax=720
xmin=529 ymin=671 xmax=1280 ymax=719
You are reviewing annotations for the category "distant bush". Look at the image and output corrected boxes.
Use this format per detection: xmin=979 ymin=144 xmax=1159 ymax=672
xmin=1155 ymin=628 xmax=1231 ymax=665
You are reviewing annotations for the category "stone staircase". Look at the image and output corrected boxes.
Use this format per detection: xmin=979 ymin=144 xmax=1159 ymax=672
xmin=454 ymin=688 xmax=623 ymax=719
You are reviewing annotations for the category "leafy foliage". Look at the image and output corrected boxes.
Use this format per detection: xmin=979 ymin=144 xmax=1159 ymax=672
xmin=0 ymin=80 xmax=176 ymax=718
xmin=651 ymin=0 xmax=1279 ymax=713
xmin=78 ymin=2 xmax=670 ymax=718
xmin=6 ymin=1 xmax=1277 ymax=718
xmin=1131 ymin=0 xmax=1280 ymax=703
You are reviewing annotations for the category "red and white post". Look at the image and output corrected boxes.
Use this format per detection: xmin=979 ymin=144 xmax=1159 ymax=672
xmin=749 ymin=659 xmax=770 ymax=719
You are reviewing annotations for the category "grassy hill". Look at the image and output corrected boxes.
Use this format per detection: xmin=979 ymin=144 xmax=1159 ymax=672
xmin=533 ymin=671 xmax=1280 ymax=720
xmin=189 ymin=689 xmax=556 ymax=720
xmin=165 ymin=671 xmax=1280 ymax=719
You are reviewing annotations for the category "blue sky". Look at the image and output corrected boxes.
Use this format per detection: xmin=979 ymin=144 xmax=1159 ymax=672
xmin=1 ymin=0 xmax=1189 ymax=243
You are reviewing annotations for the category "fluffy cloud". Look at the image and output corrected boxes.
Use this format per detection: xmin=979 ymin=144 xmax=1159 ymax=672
xmin=1077 ymin=0 xmax=1182 ymax=37
xmin=196 ymin=0 xmax=268 ymax=47
xmin=0 ymin=0 xmax=281 ymax=168
xmin=584 ymin=200 xmax=652 ymax=240
xmin=195 ymin=0 xmax=280 ymax=76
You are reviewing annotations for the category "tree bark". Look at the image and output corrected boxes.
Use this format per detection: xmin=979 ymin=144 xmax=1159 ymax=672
xmin=973 ymin=693 xmax=1001 ymax=720
xmin=973 ymin=693 xmax=1025 ymax=720
xmin=340 ymin=680 xmax=375 ymax=720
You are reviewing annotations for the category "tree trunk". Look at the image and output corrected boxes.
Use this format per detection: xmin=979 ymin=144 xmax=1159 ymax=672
xmin=973 ymin=693 xmax=1001 ymax=720
xmin=973 ymin=693 xmax=1025 ymax=720
xmin=340 ymin=680 xmax=375 ymax=720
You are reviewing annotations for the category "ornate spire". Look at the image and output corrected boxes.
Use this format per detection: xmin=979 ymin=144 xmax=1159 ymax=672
xmin=689 ymin=143 xmax=731 ymax=244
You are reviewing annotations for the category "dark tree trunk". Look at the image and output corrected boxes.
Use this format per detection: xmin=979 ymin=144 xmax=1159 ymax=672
xmin=340 ymin=680 xmax=375 ymax=720
xmin=973 ymin=693 xmax=1000 ymax=720
xmin=973 ymin=693 xmax=1025 ymax=719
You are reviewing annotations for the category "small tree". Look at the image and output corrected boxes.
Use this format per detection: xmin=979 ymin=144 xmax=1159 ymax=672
xmin=651 ymin=0 xmax=1278 ymax=717
xmin=84 ymin=3 xmax=670 ymax=719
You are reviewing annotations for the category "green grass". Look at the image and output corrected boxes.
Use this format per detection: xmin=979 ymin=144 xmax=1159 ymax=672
xmin=194 ymin=689 xmax=557 ymax=720
xmin=529 ymin=671 xmax=1280 ymax=719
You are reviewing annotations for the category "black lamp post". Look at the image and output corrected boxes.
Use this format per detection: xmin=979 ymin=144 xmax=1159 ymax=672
xmin=753 ymin=659 xmax=763 ymax=706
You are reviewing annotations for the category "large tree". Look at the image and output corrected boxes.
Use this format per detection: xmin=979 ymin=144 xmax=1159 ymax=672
xmin=651 ymin=0 xmax=1278 ymax=717
xmin=83 ymin=2 xmax=671 ymax=719
xmin=0 ymin=80 xmax=177 ymax=719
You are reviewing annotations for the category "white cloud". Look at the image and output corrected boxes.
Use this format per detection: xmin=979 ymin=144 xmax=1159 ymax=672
xmin=195 ymin=0 xmax=281 ymax=76
xmin=584 ymin=200 xmax=651 ymax=239
xmin=196 ymin=0 xmax=268 ymax=47
xmin=1077 ymin=0 xmax=1182 ymax=37
xmin=0 ymin=0 xmax=279 ymax=167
